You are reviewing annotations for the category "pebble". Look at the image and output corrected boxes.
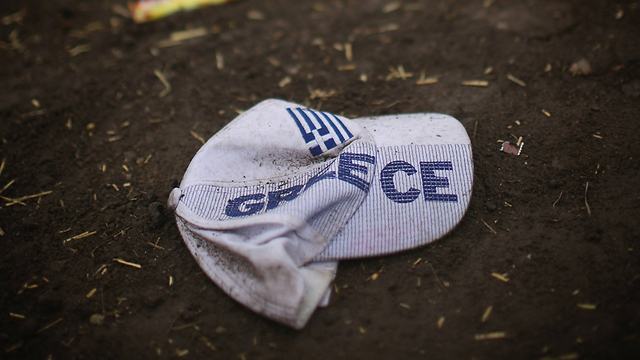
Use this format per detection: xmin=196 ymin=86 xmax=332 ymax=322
xmin=89 ymin=314 xmax=105 ymax=325
xmin=569 ymin=59 xmax=591 ymax=76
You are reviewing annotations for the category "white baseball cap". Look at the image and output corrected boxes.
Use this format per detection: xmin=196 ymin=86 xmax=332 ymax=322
xmin=168 ymin=99 xmax=473 ymax=328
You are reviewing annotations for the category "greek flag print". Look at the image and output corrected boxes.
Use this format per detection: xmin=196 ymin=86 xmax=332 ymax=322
xmin=286 ymin=107 xmax=354 ymax=156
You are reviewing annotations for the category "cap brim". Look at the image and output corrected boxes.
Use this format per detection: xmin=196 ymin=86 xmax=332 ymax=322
xmin=315 ymin=113 xmax=473 ymax=261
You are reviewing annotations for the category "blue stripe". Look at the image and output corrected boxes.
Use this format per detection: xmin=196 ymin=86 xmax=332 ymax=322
xmin=306 ymin=109 xmax=330 ymax=136
xmin=329 ymin=113 xmax=354 ymax=139
xmin=287 ymin=108 xmax=315 ymax=143
xmin=319 ymin=111 xmax=346 ymax=143
xmin=296 ymin=108 xmax=316 ymax=131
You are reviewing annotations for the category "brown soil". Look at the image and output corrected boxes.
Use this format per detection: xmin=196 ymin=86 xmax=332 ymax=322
xmin=1 ymin=0 xmax=639 ymax=359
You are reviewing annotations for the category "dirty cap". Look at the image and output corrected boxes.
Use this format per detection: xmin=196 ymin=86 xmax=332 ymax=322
xmin=168 ymin=99 xmax=473 ymax=328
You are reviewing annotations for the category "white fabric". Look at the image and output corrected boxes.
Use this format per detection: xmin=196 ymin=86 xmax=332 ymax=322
xmin=170 ymin=99 xmax=473 ymax=329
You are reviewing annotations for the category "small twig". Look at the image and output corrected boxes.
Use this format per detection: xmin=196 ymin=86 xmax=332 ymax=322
xmin=92 ymin=264 xmax=107 ymax=277
xmin=577 ymin=303 xmax=596 ymax=310
xmin=190 ymin=130 xmax=205 ymax=144
xmin=123 ymin=93 xmax=155 ymax=110
xmin=113 ymin=258 xmax=141 ymax=269
xmin=154 ymin=69 xmax=171 ymax=97
xmin=2 ymin=195 xmax=25 ymax=206
xmin=20 ymin=109 xmax=45 ymax=119
xmin=216 ymin=51 xmax=224 ymax=70
xmin=386 ymin=65 xmax=413 ymax=81
xmin=416 ymin=71 xmax=438 ymax=85
xmin=461 ymin=80 xmax=488 ymax=87
xmin=491 ymin=272 xmax=509 ymax=282
xmin=23 ymin=191 xmax=53 ymax=200
xmin=0 ymin=157 xmax=5 ymax=177
xmin=166 ymin=314 xmax=180 ymax=337
xmin=200 ymin=336 xmax=216 ymax=351
xmin=584 ymin=182 xmax=591 ymax=216
xmin=475 ymin=331 xmax=505 ymax=341
xmin=147 ymin=242 xmax=165 ymax=250
xmin=481 ymin=219 xmax=497 ymax=234
xmin=61 ymin=337 xmax=75 ymax=347
xmin=344 ymin=42 xmax=352 ymax=62
xmin=0 ymin=178 xmax=15 ymax=195
xmin=385 ymin=100 xmax=401 ymax=109
xmin=112 ymin=228 xmax=127 ymax=238
xmin=69 ymin=44 xmax=91 ymax=57
xmin=507 ymin=73 xmax=526 ymax=87
xmin=397 ymin=65 xmax=412 ymax=80
xmin=366 ymin=267 xmax=384 ymax=282
xmin=552 ymin=190 xmax=564 ymax=207
xmin=429 ymin=263 xmax=447 ymax=290
xmin=481 ymin=306 xmax=493 ymax=322
xmin=4 ymin=190 xmax=52 ymax=206
xmin=171 ymin=323 xmax=199 ymax=331
xmin=5 ymin=190 xmax=52 ymax=203
xmin=278 ymin=76 xmax=291 ymax=88
xmin=337 ymin=64 xmax=356 ymax=71
xmin=63 ymin=230 xmax=96 ymax=244
xmin=86 ymin=288 xmax=97 ymax=299
xmin=37 ymin=318 xmax=63 ymax=333
xmin=169 ymin=27 xmax=207 ymax=42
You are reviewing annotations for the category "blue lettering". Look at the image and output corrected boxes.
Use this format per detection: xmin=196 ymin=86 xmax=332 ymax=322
xmin=225 ymin=153 xmax=375 ymax=217
xmin=305 ymin=165 xmax=336 ymax=190
xmin=225 ymin=194 xmax=266 ymax=217
xmin=380 ymin=161 xmax=421 ymax=203
xmin=338 ymin=153 xmax=375 ymax=192
xmin=266 ymin=185 xmax=304 ymax=210
xmin=419 ymin=161 xmax=458 ymax=202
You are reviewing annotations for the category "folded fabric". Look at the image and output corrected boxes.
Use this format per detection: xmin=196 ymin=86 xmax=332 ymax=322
xmin=168 ymin=99 xmax=473 ymax=328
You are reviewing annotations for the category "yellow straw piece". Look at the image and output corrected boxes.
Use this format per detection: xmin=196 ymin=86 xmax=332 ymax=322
xmin=129 ymin=0 xmax=236 ymax=23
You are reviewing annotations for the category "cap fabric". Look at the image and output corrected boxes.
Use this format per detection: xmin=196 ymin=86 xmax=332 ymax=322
xmin=168 ymin=99 xmax=473 ymax=328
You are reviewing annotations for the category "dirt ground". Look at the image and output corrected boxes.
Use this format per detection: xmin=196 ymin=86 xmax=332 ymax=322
xmin=1 ymin=0 xmax=639 ymax=359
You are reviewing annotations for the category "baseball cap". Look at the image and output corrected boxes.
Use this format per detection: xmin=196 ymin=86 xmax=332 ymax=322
xmin=168 ymin=99 xmax=473 ymax=328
